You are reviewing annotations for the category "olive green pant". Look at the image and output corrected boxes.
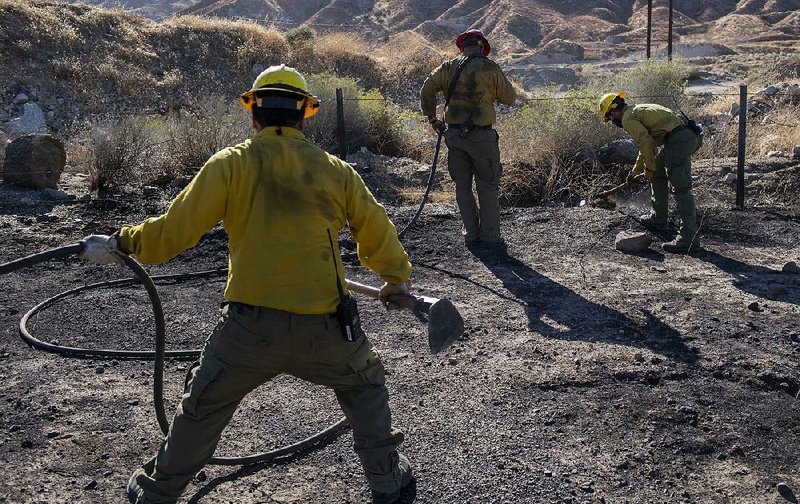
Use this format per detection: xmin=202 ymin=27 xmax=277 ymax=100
xmin=650 ymin=128 xmax=703 ymax=240
xmin=444 ymin=127 xmax=503 ymax=243
xmin=128 ymin=303 xmax=407 ymax=503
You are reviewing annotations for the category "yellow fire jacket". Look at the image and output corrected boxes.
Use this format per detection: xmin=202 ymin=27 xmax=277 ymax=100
xmin=118 ymin=126 xmax=412 ymax=314
xmin=622 ymin=104 xmax=685 ymax=174
xmin=420 ymin=55 xmax=516 ymax=126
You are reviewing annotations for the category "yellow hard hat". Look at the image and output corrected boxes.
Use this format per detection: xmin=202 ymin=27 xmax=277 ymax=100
xmin=239 ymin=64 xmax=320 ymax=119
xmin=598 ymin=91 xmax=626 ymax=121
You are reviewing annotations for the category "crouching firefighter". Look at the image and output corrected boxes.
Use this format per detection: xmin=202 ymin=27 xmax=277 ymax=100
xmin=599 ymin=92 xmax=704 ymax=253
xmin=420 ymin=29 xmax=516 ymax=248
xmin=78 ymin=65 xmax=416 ymax=504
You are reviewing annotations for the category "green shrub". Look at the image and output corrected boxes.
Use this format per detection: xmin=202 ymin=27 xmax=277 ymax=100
xmin=599 ymin=59 xmax=696 ymax=114
xmin=285 ymin=26 xmax=315 ymax=45
xmin=304 ymin=73 xmax=425 ymax=157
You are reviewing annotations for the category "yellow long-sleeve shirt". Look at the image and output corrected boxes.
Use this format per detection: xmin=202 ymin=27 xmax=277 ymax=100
xmin=622 ymin=104 xmax=685 ymax=174
xmin=118 ymin=126 xmax=412 ymax=314
xmin=420 ymin=55 xmax=516 ymax=126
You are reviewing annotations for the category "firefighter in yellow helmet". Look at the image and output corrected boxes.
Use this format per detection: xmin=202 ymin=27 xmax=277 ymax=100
xmin=78 ymin=65 xmax=415 ymax=504
xmin=599 ymin=92 xmax=704 ymax=253
xmin=420 ymin=29 xmax=516 ymax=249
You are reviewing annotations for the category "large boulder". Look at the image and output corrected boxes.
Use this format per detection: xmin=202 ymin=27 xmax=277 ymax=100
xmin=2 ymin=134 xmax=66 ymax=189
xmin=7 ymin=102 xmax=48 ymax=134
xmin=598 ymin=139 xmax=639 ymax=166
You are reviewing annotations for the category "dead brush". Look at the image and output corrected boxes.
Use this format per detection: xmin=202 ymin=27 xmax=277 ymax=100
xmin=496 ymin=90 xmax=621 ymax=206
xmin=73 ymin=116 xmax=163 ymax=191
xmin=163 ymin=97 xmax=250 ymax=176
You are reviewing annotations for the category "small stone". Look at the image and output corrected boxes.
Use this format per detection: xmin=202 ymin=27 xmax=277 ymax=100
xmin=783 ymin=261 xmax=800 ymax=274
xmin=84 ymin=480 xmax=98 ymax=490
xmin=13 ymin=93 xmax=29 ymax=104
xmin=729 ymin=102 xmax=739 ymax=116
xmin=46 ymin=430 xmax=60 ymax=438
xmin=615 ymin=231 xmax=653 ymax=253
xmin=127 ymin=399 xmax=139 ymax=406
xmin=103 ymin=470 xmax=113 ymax=477
xmin=765 ymin=85 xmax=779 ymax=96
xmin=767 ymin=151 xmax=785 ymax=158
xmin=747 ymin=301 xmax=762 ymax=312
xmin=723 ymin=173 xmax=737 ymax=184
xmin=10 ymin=425 xmax=21 ymax=433
xmin=95 ymin=367 xmax=104 ymax=374
xmin=196 ymin=470 xmax=207 ymax=482
xmin=141 ymin=186 xmax=159 ymax=197
xmin=793 ymin=147 xmax=800 ymax=159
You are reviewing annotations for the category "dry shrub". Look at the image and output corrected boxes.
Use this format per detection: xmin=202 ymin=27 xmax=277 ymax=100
xmin=298 ymin=33 xmax=385 ymax=91
xmin=496 ymin=89 xmax=621 ymax=206
xmin=163 ymin=97 xmax=250 ymax=176
xmin=74 ymin=116 xmax=165 ymax=191
xmin=377 ymin=33 xmax=451 ymax=104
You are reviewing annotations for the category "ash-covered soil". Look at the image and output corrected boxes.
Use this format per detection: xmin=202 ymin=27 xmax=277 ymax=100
xmin=0 ymin=157 xmax=798 ymax=504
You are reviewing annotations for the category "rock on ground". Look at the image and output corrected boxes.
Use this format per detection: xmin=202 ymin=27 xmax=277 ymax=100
xmin=7 ymin=103 xmax=47 ymax=134
xmin=615 ymin=231 xmax=653 ymax=252
xmin=2 ymin=134 xmax=66 ymax=189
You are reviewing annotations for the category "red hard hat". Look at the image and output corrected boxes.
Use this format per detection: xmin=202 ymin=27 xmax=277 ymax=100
xmin=455 ymin=29 xmax=491 ymax=57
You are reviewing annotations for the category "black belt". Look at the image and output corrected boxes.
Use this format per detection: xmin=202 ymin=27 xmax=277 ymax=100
xmin=447 ymin=124 xmax=493 ymax=131
xmin=664 ymin=125 xmax=688 ymax=143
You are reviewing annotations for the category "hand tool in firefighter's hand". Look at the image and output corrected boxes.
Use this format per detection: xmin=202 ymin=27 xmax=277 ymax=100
xmin=346 ymin=280 xmax=464 ymax=354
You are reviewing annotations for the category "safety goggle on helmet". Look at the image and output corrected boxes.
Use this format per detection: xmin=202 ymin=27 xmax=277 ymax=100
xmin=239 ymin=64 xmax=320 ymax=119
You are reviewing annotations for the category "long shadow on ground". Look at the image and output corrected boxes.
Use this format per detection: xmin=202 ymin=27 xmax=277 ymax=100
xmin=696 ymin=249 xmax=800 ymax=305
xmin=467 ymin=246 xmax=699 ymax=364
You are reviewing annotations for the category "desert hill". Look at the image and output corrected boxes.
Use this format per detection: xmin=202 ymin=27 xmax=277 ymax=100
xmin=63 ymin=0 xmax=800 ymax=60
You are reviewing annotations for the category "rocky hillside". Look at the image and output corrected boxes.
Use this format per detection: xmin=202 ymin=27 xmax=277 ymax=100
xmin=64 ymin=0 xmax=800 ymax=60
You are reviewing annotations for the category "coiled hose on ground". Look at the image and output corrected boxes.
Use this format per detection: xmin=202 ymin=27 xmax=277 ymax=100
xmin=1 ymin=245 xmax=348 ymax=466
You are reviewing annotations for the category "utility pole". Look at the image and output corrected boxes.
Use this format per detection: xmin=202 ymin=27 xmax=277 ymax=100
xmin=646 ymin=0 xmax=653 ymax=59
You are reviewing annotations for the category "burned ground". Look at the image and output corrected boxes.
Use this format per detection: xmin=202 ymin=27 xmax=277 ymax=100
xmin=0 ymin=158 xmax=798 ymax=504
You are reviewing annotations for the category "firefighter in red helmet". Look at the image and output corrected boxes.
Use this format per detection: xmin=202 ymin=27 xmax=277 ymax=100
xmin=421 ymin=29 xmax=515 ymax=249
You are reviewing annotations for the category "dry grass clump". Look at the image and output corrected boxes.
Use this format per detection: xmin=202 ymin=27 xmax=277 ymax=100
xmin=597 ymin=59 xmax=697 ymax=114
xmin=298 ymin=33 xmax=385 ymax=92
xmin=375 ymin=33 xmax=451 ymax=104
xmin=496 ymin=89 xmax=622 ymax=206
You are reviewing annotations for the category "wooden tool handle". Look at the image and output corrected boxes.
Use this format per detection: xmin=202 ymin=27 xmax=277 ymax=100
xmin=345 ymin=280 xmax=418 ymax=310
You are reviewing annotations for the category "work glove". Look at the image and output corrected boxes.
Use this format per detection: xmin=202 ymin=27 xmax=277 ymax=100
xmin=78 ymin=234 xmax=123 ymax=265
xmin=428 ymin=118 xmax=446 ymax=135
xmin=379 ymin=281 xmax=411 ymax=311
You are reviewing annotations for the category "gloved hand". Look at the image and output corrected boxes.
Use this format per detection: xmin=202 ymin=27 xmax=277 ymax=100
xmin=78 ymin=234 xmax=123 ymax=265
xmin=429 ymin=118 xmax=446 ymax=135
xmin=379 ymin=282 xmax=411 ymax=311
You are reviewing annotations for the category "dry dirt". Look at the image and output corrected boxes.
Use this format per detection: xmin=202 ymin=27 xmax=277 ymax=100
xmin=0 ymin=158 xmax=799 ymax=504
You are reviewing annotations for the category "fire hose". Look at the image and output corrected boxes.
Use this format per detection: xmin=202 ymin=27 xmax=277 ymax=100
xmin=1 ymin=244 xmax=348 ymax=466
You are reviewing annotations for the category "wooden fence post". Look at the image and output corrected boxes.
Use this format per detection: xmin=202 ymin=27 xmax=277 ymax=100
xmin=335 ymin=88 xmax=347 ymax=161
xmin=667 ymin=0 xmax=674 ymax=61
xmin=736 ymin=84 xmax=748 ymax=208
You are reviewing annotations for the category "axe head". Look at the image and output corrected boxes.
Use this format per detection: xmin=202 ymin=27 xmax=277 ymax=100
xmin=426 ymin=298 xmax=464 ymax=353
